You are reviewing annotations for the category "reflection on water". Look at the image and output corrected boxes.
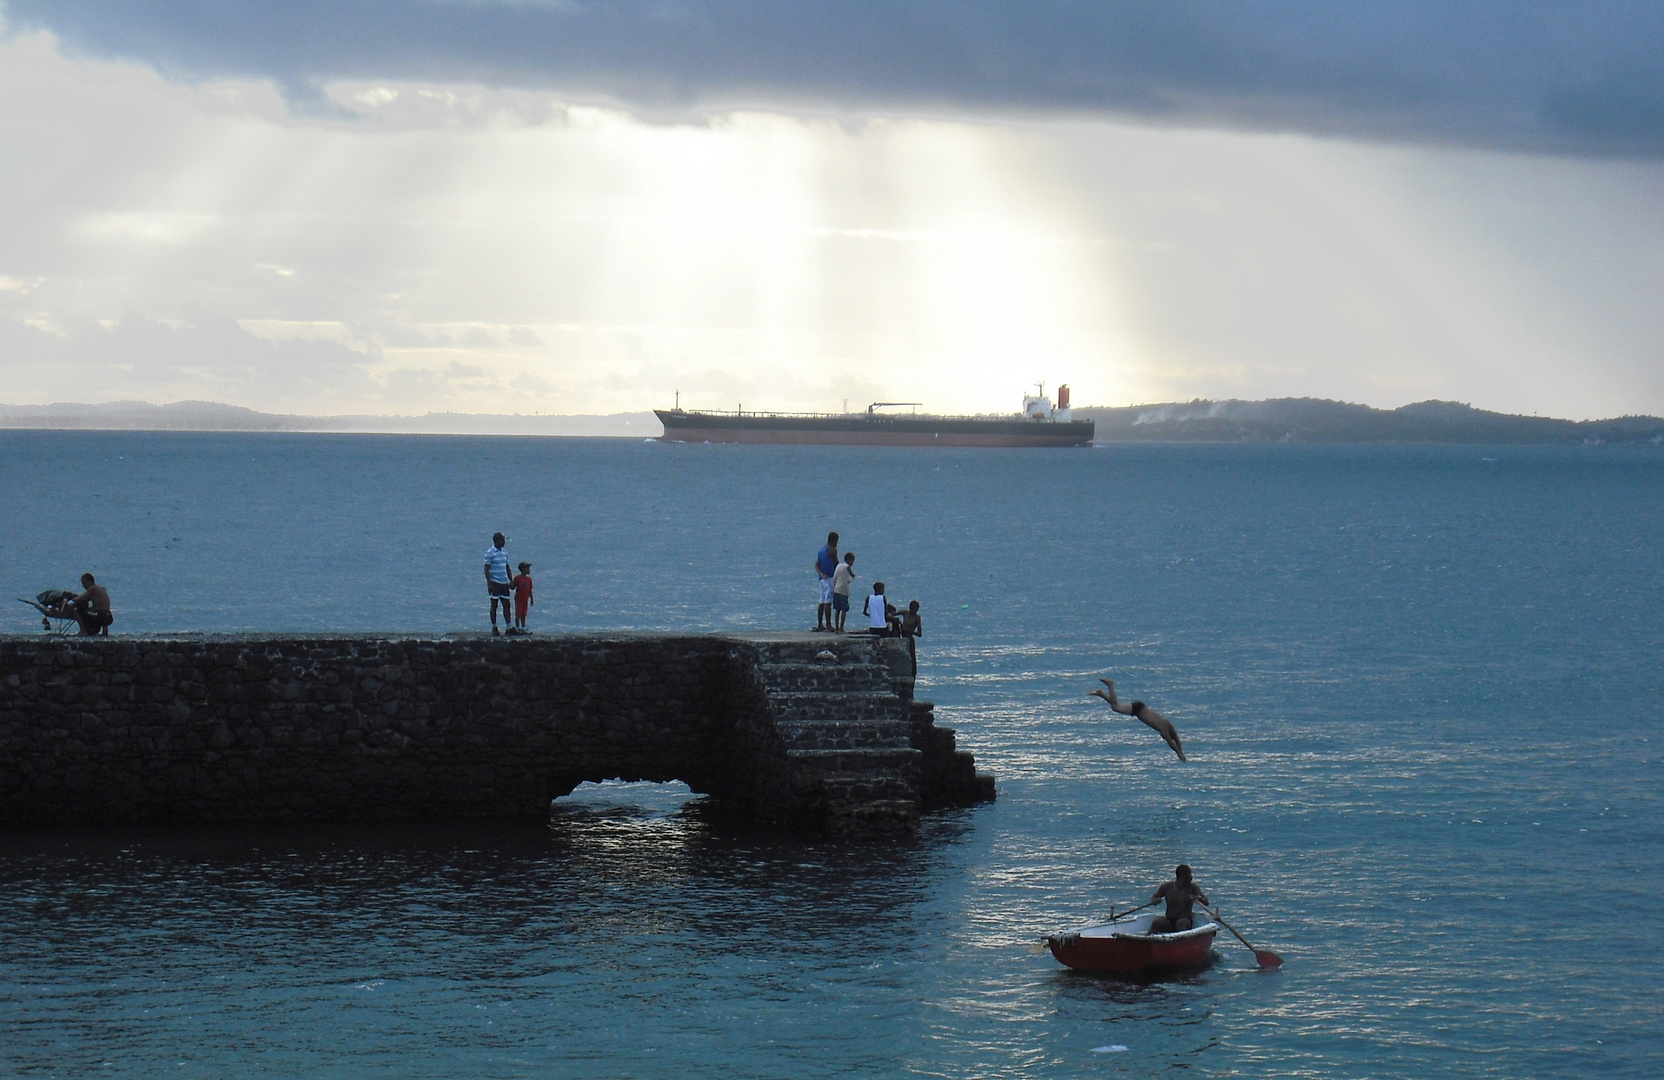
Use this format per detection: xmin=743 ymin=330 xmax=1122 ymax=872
xmin=2 ymin=439 xmax=1662 ymax=1077
xmin=1 ymin=785 xmax=951 ymax=1079
xmin=1 ymin=784 xmax=1261 ymax=1080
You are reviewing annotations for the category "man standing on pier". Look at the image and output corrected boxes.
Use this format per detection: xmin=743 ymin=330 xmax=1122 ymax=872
xmin=484 ymin=532 xmax=513 ymax=634
xmin=813 ymin=531 xmax=839 ymax=632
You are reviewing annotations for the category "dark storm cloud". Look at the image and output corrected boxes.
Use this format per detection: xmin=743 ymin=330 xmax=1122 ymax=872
xmin=6 ymin=1 xmax=1664 ymax=156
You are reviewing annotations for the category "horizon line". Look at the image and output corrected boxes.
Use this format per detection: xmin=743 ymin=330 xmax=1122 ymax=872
xmin=0 ymin=397 xmax=1656 ymax=427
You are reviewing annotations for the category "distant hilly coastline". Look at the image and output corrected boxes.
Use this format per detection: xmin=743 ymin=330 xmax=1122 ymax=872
xmin=0 ymin=401 xmax=659 ymax=437
xmin=2 ymin=397 xmax=1662 ymax=445
xmin=1076 ymin=398 xmax=1664 ymax=445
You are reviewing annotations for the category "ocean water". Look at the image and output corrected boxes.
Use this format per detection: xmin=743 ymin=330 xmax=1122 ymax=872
xmin=1 ymin=431 xmax=1660 ymax=1078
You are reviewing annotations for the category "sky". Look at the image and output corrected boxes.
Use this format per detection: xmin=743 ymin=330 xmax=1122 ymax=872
xmin=2 ymin=2 xmax=1663 ymax=419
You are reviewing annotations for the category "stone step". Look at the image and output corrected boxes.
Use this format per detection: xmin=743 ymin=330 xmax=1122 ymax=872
xmin=818 ymin=778 xmax=920 ymax=806
xmin=775 ymin=710 xmax=908 ymax=732
xmin=749 ymin=638 xmax=906 ymax=668
xmin=786 ymin=746 xmax=921 ymax=778
xmin=910 ymin=722 xmax=958 ymax=753
xmin=763 ymin=691 xmax=903 ymax=724
xmin=752 ymin=661 xmax=895 ymax=694
xmin=776 ymin=721 xmax=912 ymax=751
xmin=749 ymin=640 xmax=866 ymax=664
xmin=754 ymin=655 xmax=891 ymax=675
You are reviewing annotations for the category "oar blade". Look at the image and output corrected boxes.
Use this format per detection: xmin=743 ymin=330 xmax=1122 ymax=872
xmin=1253 ymin=949 xmax=1283 ymax=969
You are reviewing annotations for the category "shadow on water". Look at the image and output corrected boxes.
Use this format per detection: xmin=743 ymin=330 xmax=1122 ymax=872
xmin=1048 ymin=948 xmax=1222 ymax=992
xmin=1040 ymin=957 xmax=1228 ymax=1064
xmin=0 ymin=784 xmax=972 ymax=966
xmin=0 ymin=785 xmax=1001 ymax=1077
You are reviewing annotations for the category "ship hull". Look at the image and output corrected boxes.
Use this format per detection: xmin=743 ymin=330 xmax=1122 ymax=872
xmin=654 ymin=411 xmax=1095 ymax=447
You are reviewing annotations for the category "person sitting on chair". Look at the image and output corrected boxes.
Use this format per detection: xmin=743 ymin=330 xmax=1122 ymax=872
xmin=1149 ymin=864 xmax=1208 ymax=934
xmin=72 ymin=573 xmax=113 ymax=636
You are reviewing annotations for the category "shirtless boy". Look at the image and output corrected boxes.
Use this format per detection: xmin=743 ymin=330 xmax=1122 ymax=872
xmin=1149 ymin=864 xmax=1209 ymax=933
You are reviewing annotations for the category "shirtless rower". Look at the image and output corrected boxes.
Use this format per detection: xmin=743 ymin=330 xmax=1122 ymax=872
xmin=1149 ymin=864 xmax=1209 ymax=934
xmin=1089 ymin=678 xmax=1186 ymax=760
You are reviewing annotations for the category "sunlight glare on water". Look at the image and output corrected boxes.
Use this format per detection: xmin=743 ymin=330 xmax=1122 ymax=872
xmin=0 ymin=434 xmax=1660 ymax=1077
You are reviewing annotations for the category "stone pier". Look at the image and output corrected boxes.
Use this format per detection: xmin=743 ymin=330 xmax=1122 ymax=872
xmin=0 ymin=632 xmax=993 ymax=836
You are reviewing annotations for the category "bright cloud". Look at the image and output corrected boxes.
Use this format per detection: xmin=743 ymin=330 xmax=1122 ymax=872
xmin=2 ymin=26 xmax=1663 ymax=418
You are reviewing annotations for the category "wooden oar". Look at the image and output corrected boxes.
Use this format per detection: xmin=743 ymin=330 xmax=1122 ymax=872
xmin=1107 ymin=899 xmax=1156 ymax=922
xmin=1206 ymin=906 xmax=1282 ymax=968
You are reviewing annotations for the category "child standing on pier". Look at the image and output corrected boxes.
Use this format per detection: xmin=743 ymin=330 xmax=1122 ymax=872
xmin=511 ymin=561 xmax=535 ymax=634
xmin=831 ymin=552 xmax=857 ymax=632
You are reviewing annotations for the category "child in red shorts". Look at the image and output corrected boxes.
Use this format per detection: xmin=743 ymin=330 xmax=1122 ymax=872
xmin=511 ymin=561 xmax=534 ymax=634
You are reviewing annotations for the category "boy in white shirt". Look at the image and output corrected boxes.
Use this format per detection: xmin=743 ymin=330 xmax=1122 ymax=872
xmin=831 ymin=552 xmax=857 ymax=632
xmin=863 ymin=581 xmax=896 ymax=636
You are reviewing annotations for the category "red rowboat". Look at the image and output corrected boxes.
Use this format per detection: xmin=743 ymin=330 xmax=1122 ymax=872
xmin=1046 ymin=911 xmax=1219 ymax=973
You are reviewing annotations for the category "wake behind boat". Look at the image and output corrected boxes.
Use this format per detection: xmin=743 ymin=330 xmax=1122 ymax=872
xmin=1045 ymin=910 xmax=1220 ymax=973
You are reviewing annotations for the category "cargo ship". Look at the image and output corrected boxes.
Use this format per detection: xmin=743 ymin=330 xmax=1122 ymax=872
xmin=655 ymin=385 xmax=1095 ymax=447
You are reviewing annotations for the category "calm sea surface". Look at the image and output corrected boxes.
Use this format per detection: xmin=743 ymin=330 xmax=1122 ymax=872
xmin=1 ymin=432 xmax=1660 ymax=1078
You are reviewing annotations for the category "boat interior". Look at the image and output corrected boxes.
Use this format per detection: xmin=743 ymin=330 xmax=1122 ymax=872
xmin=1076 ymin=912 xmax=1219 ymax=941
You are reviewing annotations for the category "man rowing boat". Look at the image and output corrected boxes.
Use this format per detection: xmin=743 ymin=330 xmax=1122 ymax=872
xmin=1149 ymin=864 xmax=1208 ymax=933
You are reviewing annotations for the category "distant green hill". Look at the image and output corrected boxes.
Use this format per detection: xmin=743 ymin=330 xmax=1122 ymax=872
xmin=1075 ymin=399 xmax=1664 ymax=445
xmin=0 ymin=401 xmax=657 ymax=436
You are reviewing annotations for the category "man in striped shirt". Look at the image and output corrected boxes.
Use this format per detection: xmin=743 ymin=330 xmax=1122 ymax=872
xmin=484 ymin=532 xmax=513 ymax=634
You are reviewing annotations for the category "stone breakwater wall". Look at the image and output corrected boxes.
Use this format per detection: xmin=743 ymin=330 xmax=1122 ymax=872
xmin=0 ymin=632 xmax=992 ymax=836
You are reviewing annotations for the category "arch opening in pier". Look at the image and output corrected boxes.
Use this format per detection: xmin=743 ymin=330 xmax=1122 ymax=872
xmin=0 ymin=632 xmax=993 ymax=836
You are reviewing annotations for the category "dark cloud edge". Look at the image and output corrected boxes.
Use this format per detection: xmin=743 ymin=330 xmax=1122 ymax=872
xmin=6 ymin=0 xmax=1664 ymax=158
